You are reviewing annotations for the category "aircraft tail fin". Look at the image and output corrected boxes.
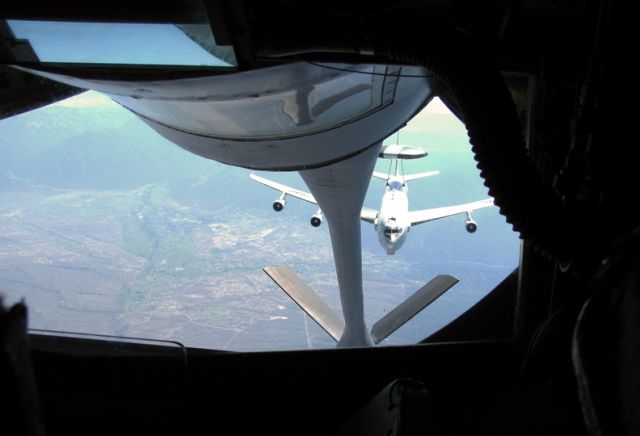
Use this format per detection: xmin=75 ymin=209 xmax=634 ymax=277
xmin=403 ymin=170 xmax=440 ymax=182
xmin=370 ymin=274 xmax=458 ymax=344
xmin=264 ymin=265 xmax=345 ymax=342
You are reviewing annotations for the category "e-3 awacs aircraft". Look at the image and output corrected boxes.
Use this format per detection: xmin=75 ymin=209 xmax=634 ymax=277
xmin=251 ymin=143 xmax=495 ymax=256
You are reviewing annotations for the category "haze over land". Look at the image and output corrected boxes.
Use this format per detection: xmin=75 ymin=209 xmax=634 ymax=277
xmin=0 ymin=92 xmax=519 ymax=351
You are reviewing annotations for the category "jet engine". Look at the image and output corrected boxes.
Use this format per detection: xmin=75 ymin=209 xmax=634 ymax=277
xmin=310 ymin=209 xmax=324 ymax=227
xmin=465 ymin=218 xmax=478 ymax=233
xmin=273 ymin=194 xmax=286 ymax=212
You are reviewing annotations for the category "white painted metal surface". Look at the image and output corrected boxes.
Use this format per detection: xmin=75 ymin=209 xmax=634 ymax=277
xmin=18 ymin=63 xmax=433 ymax=170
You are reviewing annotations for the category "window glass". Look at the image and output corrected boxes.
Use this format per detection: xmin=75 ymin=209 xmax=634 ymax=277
xmin=0 ymin=93 xmax=519 ymax=350
xmin=7 ymin=20 xmax=236 ymax=67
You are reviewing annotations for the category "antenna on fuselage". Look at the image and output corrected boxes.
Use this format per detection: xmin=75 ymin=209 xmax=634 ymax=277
xmin=394 ymin=130 xmax=401 ymax=179
xmin=378 ymin=130 xmax=427 ymax=181
xmin=388 ymin=130 xmax=401 ymax=179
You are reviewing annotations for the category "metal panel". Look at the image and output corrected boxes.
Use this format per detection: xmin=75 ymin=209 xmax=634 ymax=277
xmin=264 ymin=265 xmax=344 ymax=342
xmin=371 ymin=275 xmax=459 ymax=344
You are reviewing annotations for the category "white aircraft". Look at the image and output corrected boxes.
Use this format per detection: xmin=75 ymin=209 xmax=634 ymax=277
xmin=251 ymin=143 xmax=495 ymax=256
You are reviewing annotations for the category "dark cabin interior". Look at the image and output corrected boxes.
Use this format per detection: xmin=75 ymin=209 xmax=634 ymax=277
xmin=1 ymin=1 xmax=635 ymax=435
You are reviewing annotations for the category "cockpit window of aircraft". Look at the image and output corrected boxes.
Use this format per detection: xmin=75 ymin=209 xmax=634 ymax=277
xmin=0 ymin=92 xmax=520 ymax=351
xmin=6 ymin=19 xmax=236 ymax=67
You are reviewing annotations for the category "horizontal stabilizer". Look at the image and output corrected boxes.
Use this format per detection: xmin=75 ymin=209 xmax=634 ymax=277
xmin=404 ymin=170 xmax=439 ymax=182
xmin=372 ymin=171 xmax=389 ymax=181
xmin=264 ymin=265 xmax=345 ymax=342
xmin=370 ymin=274 xmax=459 ymax=344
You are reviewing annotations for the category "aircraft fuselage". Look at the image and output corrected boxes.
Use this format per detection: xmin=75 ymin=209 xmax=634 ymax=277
xmin=375 ymin=176 xmax=410 ymax=255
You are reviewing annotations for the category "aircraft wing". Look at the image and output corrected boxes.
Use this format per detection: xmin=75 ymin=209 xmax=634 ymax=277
xmin=250 ymin=173 xmax=317 ymax=205
xmin=360 ymin=207 xmax=378 ymax=224
xmin=408 ymin=198 xmax=494 ymax=226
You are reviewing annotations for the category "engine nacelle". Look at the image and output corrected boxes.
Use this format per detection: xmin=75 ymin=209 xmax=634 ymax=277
xmin=310 ymin=209 xmax=323 ymax=227
xmin=273 ymin=195 xmax=286 ymax=212
xmin=465 ymin=218 xmax=478 ymax=233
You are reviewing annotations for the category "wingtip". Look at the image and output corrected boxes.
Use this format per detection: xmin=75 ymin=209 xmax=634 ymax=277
xmin=436 ymin=274 xmax=460 ymax=284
